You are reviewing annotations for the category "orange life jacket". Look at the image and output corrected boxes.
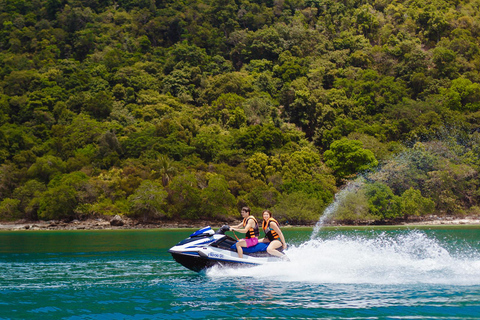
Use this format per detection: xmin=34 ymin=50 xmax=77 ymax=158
xmin=242 ymin=216 xmax=259 ymax=239
xmin=262 ymin=217 xmax=280 ymax=242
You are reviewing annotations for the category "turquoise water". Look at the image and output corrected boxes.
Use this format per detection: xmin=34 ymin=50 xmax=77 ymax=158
xmin=1 ymin=227 xmax=480 ymax=319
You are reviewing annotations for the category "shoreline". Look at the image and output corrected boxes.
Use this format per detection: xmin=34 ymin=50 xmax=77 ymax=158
xmin=1 ymin=215 xmax=480 ymax=231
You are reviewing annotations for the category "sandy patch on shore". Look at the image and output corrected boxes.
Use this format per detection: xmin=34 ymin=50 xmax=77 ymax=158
xmin=402 ymin=217 xmax=480 ymax=226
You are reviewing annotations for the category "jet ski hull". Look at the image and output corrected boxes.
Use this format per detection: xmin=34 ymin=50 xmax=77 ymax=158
xmin=170 ymin=252 xmax=216 ymax=272
xmin=169 ymin=226 xmax=284 ymax=272
xmin=170 ymin=251 xmax=259 ymax=272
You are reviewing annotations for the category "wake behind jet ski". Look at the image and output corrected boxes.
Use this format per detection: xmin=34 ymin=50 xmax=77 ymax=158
xmin=168 ymin=225 xmax=286 ymax=272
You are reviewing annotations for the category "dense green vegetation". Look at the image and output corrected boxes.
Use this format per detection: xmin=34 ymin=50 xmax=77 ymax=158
xmin=1 ymin=0 xmax=480 ymax=224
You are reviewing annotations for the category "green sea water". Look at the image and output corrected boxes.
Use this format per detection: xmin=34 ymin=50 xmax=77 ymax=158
xmin=1 ymin=226 xmax=480 ymax=319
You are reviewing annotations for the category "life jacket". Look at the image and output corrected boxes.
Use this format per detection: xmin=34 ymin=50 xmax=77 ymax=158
xmin=262 ymin=217 xmax=280 ymax=242
xmin=242 ymin=216 xmax=259 ymax=239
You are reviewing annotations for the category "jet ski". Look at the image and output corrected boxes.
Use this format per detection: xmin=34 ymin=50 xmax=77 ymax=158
xmin=169 ymin=225 xmax=285 ymax=272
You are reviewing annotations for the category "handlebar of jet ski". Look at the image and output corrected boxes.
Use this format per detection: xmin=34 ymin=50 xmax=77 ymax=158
xmin=215 ymin=225 xmax=230 ymax=234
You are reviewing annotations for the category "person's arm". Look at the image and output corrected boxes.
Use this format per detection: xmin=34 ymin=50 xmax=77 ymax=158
xmin=230 ymin=221 xmax=243 ymax=229
xmin=271 ymin=222 xmax=287 ymax=249
xmin=231 ymin=218 xmax=254 ymax=233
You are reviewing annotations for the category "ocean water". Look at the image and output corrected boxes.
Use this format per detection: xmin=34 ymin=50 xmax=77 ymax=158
xmin=1 ymin=227 xmax=480 ymax=319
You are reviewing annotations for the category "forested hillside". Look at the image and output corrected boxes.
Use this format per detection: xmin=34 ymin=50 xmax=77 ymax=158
xmin=1 ymin=0 xmax=480 ymax=224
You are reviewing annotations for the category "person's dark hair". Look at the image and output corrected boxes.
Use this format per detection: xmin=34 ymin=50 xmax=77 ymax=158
xmin=263 ymin=210 xmax=272 ymax=218
xmin=241 ymin=206 xmax=251 ymax=213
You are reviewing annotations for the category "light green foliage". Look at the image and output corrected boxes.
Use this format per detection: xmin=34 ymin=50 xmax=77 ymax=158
xmin=443 ymin=78 xmax=480 ymax=112
xmin=0 ymin=198 xmax=21 ymax=220
xmin=0 ymin=124 xmax=38 ymax=160
xmin=56 ymin=113 xmax=105 ymax=158
xmin=281 ymin=147 xmax=323 ymax=181
xmin=38 ymin=182 xmax=78 ymax=220
xmin=88 ymin=196 xmax=129 ymax=216
xmin=332 ymin=187 xmax=372 ymax=223
xmin=89 ymin=167 xmax=127 ymax=201
xmin=371 ymin=139 xmax=479 ymax=217
xmin=432 ymin=46 xmax=458 ymax=78
xmin=400 ymin=187 xmax=435 ymax=218
xmin=246 ymin=152 xmax=278 ymax=181
xmin=424 ymin=162 xmax=475 ymax=214
xmin=272 ymin=192 xmax=325 ymax=224
xmin=238 ymin=180 xmax=280 ymax=211
xmin=324 ymin=138 xmax=378 ymax=181
xmin=113 ymin=65 xmax=161 ymax=92
xmin=282 ymin=176 xmax=335 ymax=204
xmin=200 ymin=72 xmax=254 ymax=105
xmin=273 ymin=51 xmax=307 ymax=83
xmin=243 ymin=94 xmax=277 ymax=125
xmin=205 ymin=93 xmax=247 ymax=128
xmin=192 ymin=125 xmax=230 ymax=163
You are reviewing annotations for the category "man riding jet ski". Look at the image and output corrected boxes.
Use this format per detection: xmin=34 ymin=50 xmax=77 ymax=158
xmin=168 ymin=225 xmax=286 ymax=272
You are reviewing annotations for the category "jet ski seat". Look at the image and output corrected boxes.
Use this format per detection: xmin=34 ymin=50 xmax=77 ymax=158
xmin=230 ymin=242 xmax=268 ymax=253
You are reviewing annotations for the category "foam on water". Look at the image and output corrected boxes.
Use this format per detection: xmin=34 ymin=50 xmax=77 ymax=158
xmin=207 ymin=230 xmax=480 ymax=285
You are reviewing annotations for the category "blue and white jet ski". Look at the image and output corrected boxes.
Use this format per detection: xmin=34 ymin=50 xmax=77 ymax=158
xmin=169 ymin=225 xmax=285 ymax=272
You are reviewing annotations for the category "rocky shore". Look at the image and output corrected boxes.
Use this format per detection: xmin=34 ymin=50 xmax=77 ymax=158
xmin=0 ymin=215 xmax=234 ymax=231
xmin=1 ymin=215 xmax=480 ymax=231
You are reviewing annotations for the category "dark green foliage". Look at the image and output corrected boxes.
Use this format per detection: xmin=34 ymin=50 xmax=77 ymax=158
xmin=324 ymin=138 xmax=378 ymax=182
xmin=364 ymin=182 xmax=402 ymax=221
xmin=167 ymin=172 xmax=203 ymax=219
xmin=128 ymin=180 xmax=168 ymax=221
xmin=38 ymin=171 xmax=93 ymax=220
xmin=1 ymin=0 xmax=480 ymax=224
xmin=234 ymin=124 xmax=288 ymax=154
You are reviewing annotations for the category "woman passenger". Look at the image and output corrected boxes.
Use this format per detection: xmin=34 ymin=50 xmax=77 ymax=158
xmin=260 ymin=210 xmax=289 ymax=260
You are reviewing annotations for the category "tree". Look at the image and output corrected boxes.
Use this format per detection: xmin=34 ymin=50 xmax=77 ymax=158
xmin=272 ymin=192 xmax=325 ymax=224
xmin=200 ymin=173 xmax=236 ymax=218
xmin=37 ymin=185 xmax=77 ymax=220
xmin=281 ymin=148 xmax=323 ymax=181
xmin=364 ymin=182 xmax=402 ymax=221
xmin=27 ymin=155 xmax=66 ymax=183
xmin=324 ymin=138 xmax=378 ymax=182
xmin=443 ymin=78 xmax=480 ymax=112
xmin=0 ymin=198 xmax=21 ymax=220
xmin=167 ymin=172 xmax=203 ymax=219
xmin=154 ymin=155 xmax=176 ymax=187
xmin=192 ymin=125 xmax=230 ymax=163
xmin=234 ymin=124 xmax=287 ymax=154
xmin=128 ymin=180 xmax=168 ymax=221
xmin=246 ymin=152 xmax=277 ymax=181
xmin=37 ymin=171 xmax=95 ymax=220
xmin=239 ymin=180 xmax=280 ymax=211
xmin=400 ymin=187 xmax=435 ymax=219
xmin=432 ymin=46 xmax=458 ymax=79
xmin=11 ymin=179 xmax=47 ymax=220
xmin=332 ymin=187 xmax=371 ymax=224
xmin=55 ymin=113 xmax=105 ymax=158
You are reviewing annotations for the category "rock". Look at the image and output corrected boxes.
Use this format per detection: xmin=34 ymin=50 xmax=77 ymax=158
xmin=110 ymin=215 xmax=125 ymax=226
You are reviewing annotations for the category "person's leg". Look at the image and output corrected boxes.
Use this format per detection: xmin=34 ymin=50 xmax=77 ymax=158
xmin=266 ymin=240 xmax=286 ymax=258
xmin=235 ymin=239 xmax=246 ymax=258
